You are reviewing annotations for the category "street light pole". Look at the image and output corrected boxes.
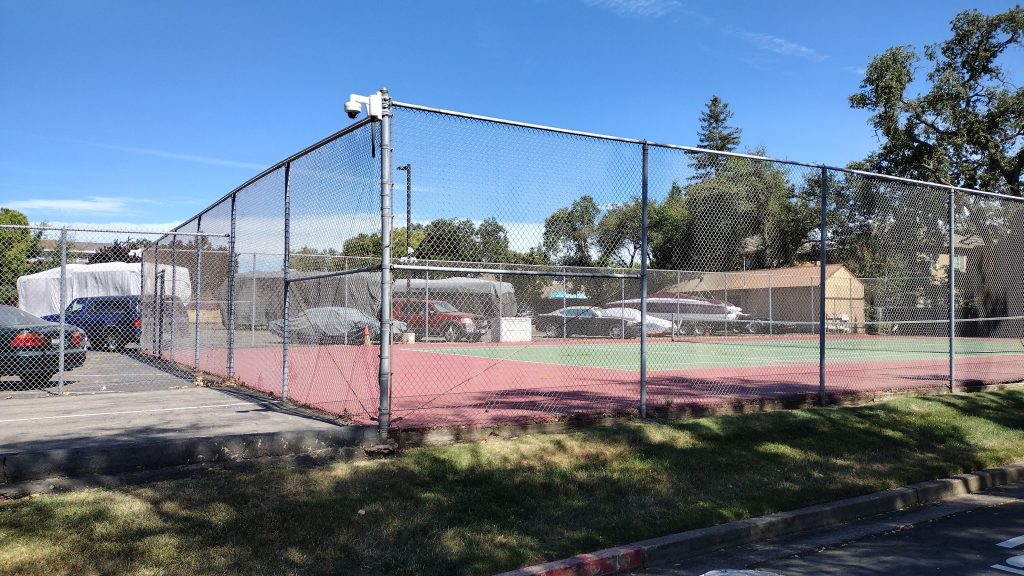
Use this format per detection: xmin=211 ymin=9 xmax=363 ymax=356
xmin=397 ymin=164 xmax=412 ymax=296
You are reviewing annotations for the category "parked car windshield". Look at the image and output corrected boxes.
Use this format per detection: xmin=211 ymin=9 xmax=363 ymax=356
xmin=0 ymin=305 xmax=46 ymax=326
xmin=432 ymin=301 xmax=458 ymax=313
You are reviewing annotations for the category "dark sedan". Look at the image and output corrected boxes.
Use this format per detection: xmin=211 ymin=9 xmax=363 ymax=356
xmin=0 ymin=305 xmax=88 ymax=387
xmin=534 ymin=306 xmax=642 ymax=339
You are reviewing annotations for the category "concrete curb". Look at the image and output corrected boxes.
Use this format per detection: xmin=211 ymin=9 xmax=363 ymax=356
xmin=0 ymin=426 xmax=378 ymax=484
xmin=495 ymin=463 xmax=1024 ymax=576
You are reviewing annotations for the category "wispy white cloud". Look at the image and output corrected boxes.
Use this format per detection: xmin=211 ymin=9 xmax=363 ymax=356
xmin=583 ymin=0 xmax=681 ymax=18
xmin=76 ymin=140 xmax=266 ymax=170
xmin=0 ymin=129 xmax=266 ymax=170
xmin=844 ymin=66 xmax=867 ymax=76
xmin=728 ymin=27 xmax=827 ymax=63
xmin=6 ymin=197 xmax=131 ymax=214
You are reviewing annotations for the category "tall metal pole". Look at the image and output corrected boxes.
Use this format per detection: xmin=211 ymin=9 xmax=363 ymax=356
xmin=226 ymin=193 xmax=238 ymax=379
xmin=282 ymin=162 xmax=293 ymax=402
xmin=948 ymin=186 xmax=956 ymax=392
xmin=194 ymin=226 xmax=203 ymax=372
xmin=57 ymin=227 xmax=67 ymax=394
xmin=397 ymin=164 xmax=412 ymax=297
xmin=818 ymin=166 xmax=828 ymax=404
xmin=640 ymin=142 xmax=650 ymax=418
xmin=377 ymin=88 xmax=394 ymax=439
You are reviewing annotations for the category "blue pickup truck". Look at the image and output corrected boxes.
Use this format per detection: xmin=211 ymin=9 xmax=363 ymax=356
xmin=43 ymin=295 xmax=141 ymax=352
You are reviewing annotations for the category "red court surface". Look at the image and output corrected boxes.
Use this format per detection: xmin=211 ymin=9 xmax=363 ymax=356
xmin=171 ymin=340 xmax=1024 ymax=429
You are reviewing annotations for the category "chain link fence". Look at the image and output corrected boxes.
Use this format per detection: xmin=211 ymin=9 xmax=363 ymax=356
xmin=0 ymin=224 xmax=227 ymax=397
xmin=7 ymin=93 xmax=1023 ymax=432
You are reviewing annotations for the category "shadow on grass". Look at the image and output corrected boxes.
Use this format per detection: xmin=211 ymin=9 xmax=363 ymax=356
xmin=4 ymin=391 xmax=1024 ymax=576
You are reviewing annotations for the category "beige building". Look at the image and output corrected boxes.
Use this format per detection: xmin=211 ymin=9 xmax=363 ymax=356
xmin=658 ymin=264 xmax=867 ymax=326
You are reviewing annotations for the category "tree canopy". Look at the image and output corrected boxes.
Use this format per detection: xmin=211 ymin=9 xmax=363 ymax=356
xmin=850 ymin=7 xmax=1024 ymax=196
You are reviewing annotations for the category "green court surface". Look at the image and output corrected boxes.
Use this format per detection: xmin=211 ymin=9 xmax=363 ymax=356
xmin=409 ymin=336 xmax=1024 ymax=372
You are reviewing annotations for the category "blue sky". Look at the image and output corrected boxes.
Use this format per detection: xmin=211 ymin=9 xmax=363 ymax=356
xmin=1 ymin=0 xmax=1021 ymax=233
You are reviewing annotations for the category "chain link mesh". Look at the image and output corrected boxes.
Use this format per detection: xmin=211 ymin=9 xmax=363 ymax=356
xmin=1 ymin=225 xmax=219 ymax=396
xmin=8 ymin=102 xmax=1022 ymax=430
xmin=953 ymin=190 xmax=1024 ymax=386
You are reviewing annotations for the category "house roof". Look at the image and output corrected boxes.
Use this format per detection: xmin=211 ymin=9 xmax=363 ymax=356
xmin=660 ymin=264 xmax=857 ymax=293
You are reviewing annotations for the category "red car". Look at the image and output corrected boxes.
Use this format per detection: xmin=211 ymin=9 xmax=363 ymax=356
xmin=392 ymin=298 xmax=489 ymax=342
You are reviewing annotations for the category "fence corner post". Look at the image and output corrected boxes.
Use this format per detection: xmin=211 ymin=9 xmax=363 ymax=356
xmin=818 ymin=166 xmax=827 ymax=405
xmin=227 ymin=193 xmax=238 ymax=379
xmin=640 ymin=141 xmax=649 ymax=419
xmin=377 ymin=88 xmax=394 ymax=440
xmin=282 ymin=162 xmax=293 ymax=402
xmin=948 ymin=185 xmax=956 ymax=393
xmin=57 ymin=226 xmax=68 ymax=395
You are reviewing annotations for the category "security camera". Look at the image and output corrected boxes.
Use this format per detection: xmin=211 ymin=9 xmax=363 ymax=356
xmin=344 ymin=99 xmax=363 ymax=119
xmin=345 ymin=91 xmax=385 ymax=121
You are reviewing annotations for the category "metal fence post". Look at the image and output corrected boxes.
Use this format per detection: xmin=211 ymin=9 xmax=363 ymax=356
xmin=948 ymin=186 xmax=956 ymax=392
xmin=768 ymin=270 xmax=774 ymax=335
xmin=152 ymin=242 xmax=160 ymax=354
xmin=640 ymin=141 xmax=649 ymax=418
xmin=723 ymin=271 xmax=729 ymax=334
xmin=227 ymin=193 xmax=237 ymax=379
xmin=194 ymin=227 xmax=203 ymax=371
xmin=57 ymin=227 xmax=67 ymax=394
xmin=377 ymin=88 xmax=394 ymax=439
xmin=561 ymin=269 xmax=567 ymax=338
xmin=620 ymin=277 xmax=625 ymax=339
xmin=157 ymin=271 xmax=165 ymax=358
xmin=170 ymin=235 xmax=177 ymax=362
xmin=674 ymin=270 xmax=681 ymax=339
xmin=818 ymin=166 xmax=828 ymax=404
xmin=251 ymin=253 xmax=257 ymax=346
xmin=282 ymin=162 xmax=292 ymax=402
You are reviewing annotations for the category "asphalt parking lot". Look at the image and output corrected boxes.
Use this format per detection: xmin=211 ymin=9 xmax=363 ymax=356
xmin=1 ymin=348 xmax=194 ymax=398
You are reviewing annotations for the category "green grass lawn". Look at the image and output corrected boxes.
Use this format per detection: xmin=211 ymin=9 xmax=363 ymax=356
xmin=3 ymin=391 xmax=1024 ymax=576
xmin=410 ymin=336 xmax=1024 ymax=371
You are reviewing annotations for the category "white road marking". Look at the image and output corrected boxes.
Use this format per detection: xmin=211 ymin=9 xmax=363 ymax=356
xmin=999 ymin=536 xmax=1024 ymax=549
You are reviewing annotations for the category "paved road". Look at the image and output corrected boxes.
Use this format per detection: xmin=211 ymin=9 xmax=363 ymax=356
xmin=639 ymin=483 xmax=1024 ymax=576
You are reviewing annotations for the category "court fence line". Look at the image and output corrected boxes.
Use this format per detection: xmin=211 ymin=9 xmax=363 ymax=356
xmin=8 ymin=90 xmax=1023 ymax=434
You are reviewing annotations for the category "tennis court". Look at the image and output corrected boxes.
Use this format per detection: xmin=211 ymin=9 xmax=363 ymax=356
xmin=215 ymin=331 xmax=1024 ymax=429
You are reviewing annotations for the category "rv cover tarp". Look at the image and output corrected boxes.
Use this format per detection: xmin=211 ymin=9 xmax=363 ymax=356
xmin=17 ymin=262 xmax=191 ymax=317
xmin=221 ymin=271 xmax=382 ymax=328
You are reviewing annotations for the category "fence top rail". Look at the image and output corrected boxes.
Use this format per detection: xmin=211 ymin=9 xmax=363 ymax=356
xmin=0 ymin=224 xmax=229 ymax=237
xmin=393 ymin=101 xmax=1023 ymax=201
xmin=166 ymin=115 xmax=377 ymax=238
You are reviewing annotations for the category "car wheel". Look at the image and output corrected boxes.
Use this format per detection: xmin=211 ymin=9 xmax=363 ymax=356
xmin=745 ymin=320 xmax=762 ymax=334
xmin=693 ymin=322 xmax=711 ymax=336
xmin=18 ymin=372 xmax=55 ymax=388
xmin=103 ymin=330 xmax=123 ymax=352
xmin=609 ymin=325 xmax=623 ymax=339
xmin=544 ymin=323 xmax=560 ymax=338
xmin=442 ymin=323 xmax=463 ymax=342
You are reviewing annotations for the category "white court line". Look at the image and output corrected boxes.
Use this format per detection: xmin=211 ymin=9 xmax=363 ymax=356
xmin=0 ymin=401 xmax=280 ymax=423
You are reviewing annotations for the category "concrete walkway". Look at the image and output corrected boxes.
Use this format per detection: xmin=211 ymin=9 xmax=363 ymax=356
xmin=0 ymin=387 xmax=376 ymax=483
